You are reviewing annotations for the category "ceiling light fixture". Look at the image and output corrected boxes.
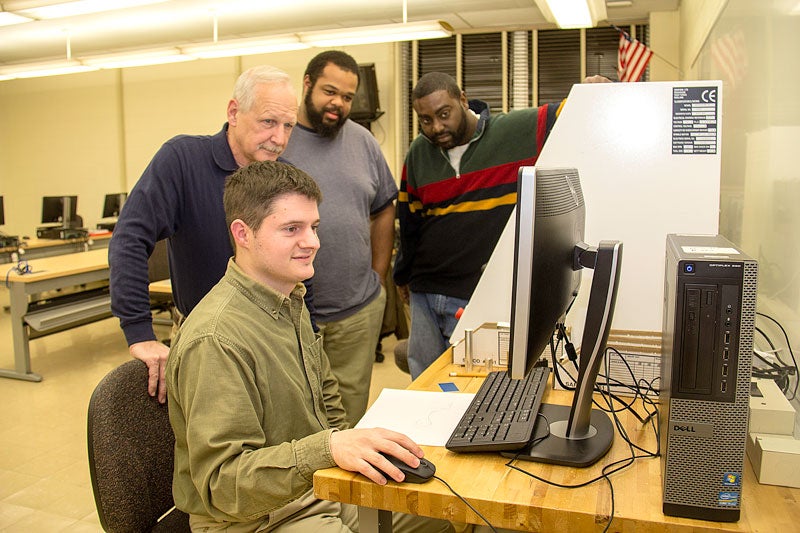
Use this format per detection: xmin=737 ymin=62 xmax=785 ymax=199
xmin=0 ymin=11 xmax=33 ymax=27
xmin=0 ymin=13 xmax=453 ymax=80
xmin=299 ymin=20 xmax=453 ymax=47
xmin=181 ymin=34 xmax=310 ymax=59
xmin=81 ymin=48 xmax=194 ymax=69
xmin=0 ymin=59 xmax=98 ymax=79
xmin=16 ymin=0 xmax=168 ymax=20
xmin=534 ymin=0 xmax=607 ymax=29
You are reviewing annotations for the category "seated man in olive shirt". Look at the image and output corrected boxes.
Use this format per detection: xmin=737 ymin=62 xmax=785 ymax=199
xmin=166 ymin=160 xmax=452 ymax=532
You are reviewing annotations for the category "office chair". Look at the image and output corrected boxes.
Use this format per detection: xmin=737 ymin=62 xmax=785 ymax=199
xmin=147 ymin=239 xmax=170 ymax=283
xmin=87 ymin=359 xmax=190 ymax=532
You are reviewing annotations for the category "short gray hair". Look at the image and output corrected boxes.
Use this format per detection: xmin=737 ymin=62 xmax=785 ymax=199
xmin=232 ymin=65 xmax=294 ymax=112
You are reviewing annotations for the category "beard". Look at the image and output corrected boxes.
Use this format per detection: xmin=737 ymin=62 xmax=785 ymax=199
xmin=305 ymin=90 xmax=348 ymax=138
xmin=426 ymin=105 xmax=470 ymax=150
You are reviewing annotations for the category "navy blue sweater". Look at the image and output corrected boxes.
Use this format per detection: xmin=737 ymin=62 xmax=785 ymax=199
xmin=109 ymin=124 xmax=314 ymax=346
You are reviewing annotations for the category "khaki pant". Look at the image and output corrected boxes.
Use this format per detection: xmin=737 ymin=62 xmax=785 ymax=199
xmin=318 ymin=287 xmax=387 ymax=427
xmin=189 ymin=489 xmax=453 ymax=533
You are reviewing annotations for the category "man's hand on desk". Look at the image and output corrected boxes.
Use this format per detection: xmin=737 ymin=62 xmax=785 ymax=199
xmin=129 ymin=340 xmax=170 ymax=404
xmin=330 ymin=427 xmax=423 ymax=485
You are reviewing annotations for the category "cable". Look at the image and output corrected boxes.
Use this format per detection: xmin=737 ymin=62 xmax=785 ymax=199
xmin=432 ymin=476 xmax=497 ymax=533
xmin=552 ymin=343 xmax=661 ymax=431
xmin=502 ymin=346 xmax=661 ymax=532
xmin=755 ymin=326 xmax=777 ymax=353
xmin=5 ymin=259 xmax=32 ymax=287
xmin=448 ymin=325 xmax=660 ymax=531
xmin=755 ymin=312 xmax=798 ymax=401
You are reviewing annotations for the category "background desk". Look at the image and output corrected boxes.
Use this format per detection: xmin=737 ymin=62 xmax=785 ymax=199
xmin=313 ymin=351 xmax=800 ymax=532
xmin=0 ymin=231 xmax=112 ymax=262
xmin=0 ymin=248 xmax=110 ymax=381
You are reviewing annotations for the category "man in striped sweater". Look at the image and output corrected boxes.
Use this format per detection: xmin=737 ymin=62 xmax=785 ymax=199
xmin=393 ymin=72 xmax=564 ymax=379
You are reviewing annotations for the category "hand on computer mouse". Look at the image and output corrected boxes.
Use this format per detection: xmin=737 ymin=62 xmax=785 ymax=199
xmin=377 ymin=452 xmax=436 ymax=484
xmin=329 ymin=427 xmax=427 ymax=485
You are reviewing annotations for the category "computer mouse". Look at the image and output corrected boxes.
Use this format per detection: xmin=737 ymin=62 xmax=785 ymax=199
xmin=377 ymin=452 xmax=436 ymax=483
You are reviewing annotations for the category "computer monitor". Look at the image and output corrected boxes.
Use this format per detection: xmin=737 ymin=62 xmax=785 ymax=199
xmin=350 ymin=63 xmax=381 ymax=122
xmin=0 ymin=196 xmax=18 ymax=246
xmin=506 ymin=166 xmax=622 ymax=467
xmin=41 ymin=195 xmax=78 ymax=228
xmin=102 ymin=192 xmax=127 ymax=218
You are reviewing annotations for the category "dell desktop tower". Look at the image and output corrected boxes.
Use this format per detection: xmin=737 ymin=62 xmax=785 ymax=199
xmin=660 ymin=234 xmax=757 ymax=522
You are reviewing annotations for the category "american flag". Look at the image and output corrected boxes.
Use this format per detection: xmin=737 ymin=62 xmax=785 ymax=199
xmin=711 ymin=28 xmax=747 ymax=89
xmin=617 ymin=33 xmax=653 ymax=82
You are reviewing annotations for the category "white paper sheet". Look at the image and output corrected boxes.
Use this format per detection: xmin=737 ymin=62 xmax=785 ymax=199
xmin=355 ymin=389 xmax=475 ymax=446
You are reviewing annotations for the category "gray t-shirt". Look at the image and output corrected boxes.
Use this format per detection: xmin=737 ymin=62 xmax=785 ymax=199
xmin=282 ymin=120 xmax=397 ymax=321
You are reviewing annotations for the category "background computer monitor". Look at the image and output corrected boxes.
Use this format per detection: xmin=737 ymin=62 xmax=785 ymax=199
xmin=102 ymin=192 xmax=127 ymax=218
xmin=41 ymin=195 xmax=78 ymax=227
xmin=350 ymin=63 xmax=381 ymax=122
xmin=507 ymin=166 xmax=622 ymax=467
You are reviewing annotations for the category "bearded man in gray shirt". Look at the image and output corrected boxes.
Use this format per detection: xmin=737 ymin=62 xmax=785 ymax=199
xmin=282 ymin=50 xmax=397 ymax=427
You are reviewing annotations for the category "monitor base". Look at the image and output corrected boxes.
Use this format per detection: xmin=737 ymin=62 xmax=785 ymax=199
xmin=501 ymin=403 xmax=614 ymax=467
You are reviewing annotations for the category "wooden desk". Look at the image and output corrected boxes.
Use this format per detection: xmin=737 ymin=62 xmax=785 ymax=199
xmin=148 ymin=278 xmax=172 ymax=296
xmin=0 ymin=231 xmax=112 ymax=262
xmin=0 ymin=248 xmax=110 ymax=381
xmin=313 ymin=351 xmax=800 ymax=532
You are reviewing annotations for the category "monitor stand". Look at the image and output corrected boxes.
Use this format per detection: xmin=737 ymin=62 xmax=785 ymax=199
xmin=503 ymin=240 xmax=622 ymax=468
xmin=502 ymin=404 xmax=614 ymax=467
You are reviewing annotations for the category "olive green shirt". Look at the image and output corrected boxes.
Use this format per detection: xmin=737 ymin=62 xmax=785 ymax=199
xmin=166 ymin=259 xmax=348 ymax=523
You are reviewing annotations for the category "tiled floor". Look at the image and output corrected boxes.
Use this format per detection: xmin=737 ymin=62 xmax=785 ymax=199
xmin=0 ymin=303 xmax=411 ymax=532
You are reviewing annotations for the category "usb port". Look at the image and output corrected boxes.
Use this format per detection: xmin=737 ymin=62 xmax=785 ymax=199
xmin=724 ymin=332 xmax=731 ymax=344
xmin=723 ymin=348 xmax=730 ymax=360
xmin=722 ymin=365 xmax=728 ymax=377
xmin=721 ymin=382 xmax=727 ymax=393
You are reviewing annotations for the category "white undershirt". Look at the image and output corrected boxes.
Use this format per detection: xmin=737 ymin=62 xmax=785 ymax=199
xmin=446 ymin=109 xmax=481 ymax=178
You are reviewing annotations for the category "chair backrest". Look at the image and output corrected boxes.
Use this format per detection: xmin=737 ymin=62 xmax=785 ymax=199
xmin=147 ymin=239 xmax=170 ymax=283
xmin=87 ymin=359 xmax=189 ymax=532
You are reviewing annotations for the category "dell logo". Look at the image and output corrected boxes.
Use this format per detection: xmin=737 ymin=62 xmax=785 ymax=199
xmin=669 ymin=420 xmax=714 ymax=438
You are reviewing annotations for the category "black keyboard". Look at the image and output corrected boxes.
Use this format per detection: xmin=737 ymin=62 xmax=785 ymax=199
xmin=446 ymin=365 xmax=550 ymax=453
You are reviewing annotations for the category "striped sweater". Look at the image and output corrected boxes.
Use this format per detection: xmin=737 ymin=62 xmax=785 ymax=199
xmin=394 ymin=100 xmax=561 ymax=299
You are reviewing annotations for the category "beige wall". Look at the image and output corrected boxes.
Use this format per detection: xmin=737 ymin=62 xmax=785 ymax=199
xmin=649 ymin=10 xmax=681 ymax=81
xmin=0 ymin=70 xmax=124 ymax=235
xmin=0 ymin=43 xmax=396 ymax=235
